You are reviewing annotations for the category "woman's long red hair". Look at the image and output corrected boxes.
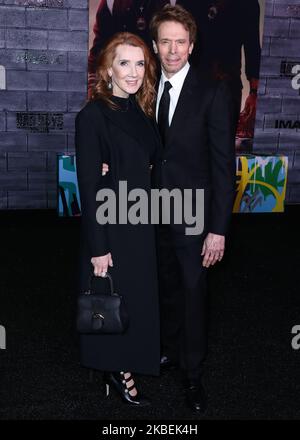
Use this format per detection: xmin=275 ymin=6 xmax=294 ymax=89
xmin=90 ymin=32 xmax=157 ymax=118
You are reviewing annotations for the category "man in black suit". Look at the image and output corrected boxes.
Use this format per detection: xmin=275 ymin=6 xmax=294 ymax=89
xmin=150 ymin=5 xmax=236 ymax=412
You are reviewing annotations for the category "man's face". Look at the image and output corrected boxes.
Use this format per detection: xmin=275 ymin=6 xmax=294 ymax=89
xmin=153 ymin=21 xmax=194 ymax=78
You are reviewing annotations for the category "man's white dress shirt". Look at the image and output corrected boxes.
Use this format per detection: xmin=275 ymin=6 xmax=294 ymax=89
xmin=156 ymin=62 xmax=190 ymax=126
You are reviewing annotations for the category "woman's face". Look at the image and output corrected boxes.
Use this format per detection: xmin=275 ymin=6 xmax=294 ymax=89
xmin=108 ymin=44 xmax=145 ymax=98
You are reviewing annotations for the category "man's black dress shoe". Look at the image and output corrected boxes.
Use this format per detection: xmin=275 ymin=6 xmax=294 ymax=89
xmin=185 ymin=379 xmax=207 ymax=413
xmin=160 ymin=355 xmax=178 ymax=370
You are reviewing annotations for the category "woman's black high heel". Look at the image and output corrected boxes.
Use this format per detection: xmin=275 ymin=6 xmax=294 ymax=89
xmin=103 ymin=372 xmax=151 ymax=406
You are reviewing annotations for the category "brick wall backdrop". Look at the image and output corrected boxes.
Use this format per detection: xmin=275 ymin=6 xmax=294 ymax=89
xmin=253 ymin=0 xmax=300 ymax=203
xmin=0 ymin=0 xmax=299 ymax=209
xmin=0 ymin=0 xmax=88 ymax=209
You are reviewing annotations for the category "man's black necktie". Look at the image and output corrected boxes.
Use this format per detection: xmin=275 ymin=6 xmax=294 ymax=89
xmin=158 ymin=81 xmax=172 ymax=144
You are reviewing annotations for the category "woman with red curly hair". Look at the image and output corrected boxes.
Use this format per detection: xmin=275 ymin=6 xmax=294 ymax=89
xmin=75 ymin=32 xmax=161 ymax=407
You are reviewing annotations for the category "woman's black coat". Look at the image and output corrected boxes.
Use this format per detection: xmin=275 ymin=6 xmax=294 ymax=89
xmin=75 ymin=97 xmax=161 ymax=375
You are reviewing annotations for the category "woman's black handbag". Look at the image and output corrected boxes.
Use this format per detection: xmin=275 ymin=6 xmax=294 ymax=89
xmin=76 ymin=273 xmax=129 ymax=334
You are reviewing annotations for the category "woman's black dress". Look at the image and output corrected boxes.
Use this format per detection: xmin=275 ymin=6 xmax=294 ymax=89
xmin=75 ymin=95 xmax=161 ymax=375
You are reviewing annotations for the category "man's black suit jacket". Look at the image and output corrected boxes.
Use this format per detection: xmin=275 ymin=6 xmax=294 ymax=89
xmin=155 ymin=67 xmax=236 ymax=237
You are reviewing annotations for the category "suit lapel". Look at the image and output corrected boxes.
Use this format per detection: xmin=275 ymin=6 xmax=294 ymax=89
xmin=94 ymin=97 xmax=161 ymax=153
xmin=165 ymin=68 xmax=199 ymax=149
xmin=94 ymin=98 xmax=142 ymax=146
xmin=132 ymin=98 xmax=163 ymax=153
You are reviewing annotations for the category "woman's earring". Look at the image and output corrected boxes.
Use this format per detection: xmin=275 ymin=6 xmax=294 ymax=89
xmin=107 ymin=77 xmax=113 ymax=90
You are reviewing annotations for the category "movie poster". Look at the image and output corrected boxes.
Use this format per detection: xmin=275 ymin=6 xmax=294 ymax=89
xmin=88 ymin=0 xmax=266 ymax=152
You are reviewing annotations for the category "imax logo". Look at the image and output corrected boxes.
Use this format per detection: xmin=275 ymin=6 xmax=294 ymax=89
xmin=0 ymin=325 xmax=6 ymax=350
xmin=274 ymin=120 xmax=300 ymax=129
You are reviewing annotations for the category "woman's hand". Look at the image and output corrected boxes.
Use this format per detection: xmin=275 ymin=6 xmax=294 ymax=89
xmin=91 ymin=253 xmax=113 ymax=277
xmin=101 ymin=163 xmax=109 ymax=176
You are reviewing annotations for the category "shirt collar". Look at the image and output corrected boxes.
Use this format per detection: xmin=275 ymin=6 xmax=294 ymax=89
xmin=160 ymin=62 xmax=190 ymax=91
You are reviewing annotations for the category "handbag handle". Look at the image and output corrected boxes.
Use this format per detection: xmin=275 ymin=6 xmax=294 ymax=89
xmin=85 ymin=272 xmax=115 ymax=296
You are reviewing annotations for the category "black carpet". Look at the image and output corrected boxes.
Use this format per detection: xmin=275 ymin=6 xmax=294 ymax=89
xmin=0 ymin=207 xmax=300 ymax=420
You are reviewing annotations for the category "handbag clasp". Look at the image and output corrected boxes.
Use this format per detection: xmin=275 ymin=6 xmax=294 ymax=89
xmin=92 ymin=313 xmax=104 ymax=321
